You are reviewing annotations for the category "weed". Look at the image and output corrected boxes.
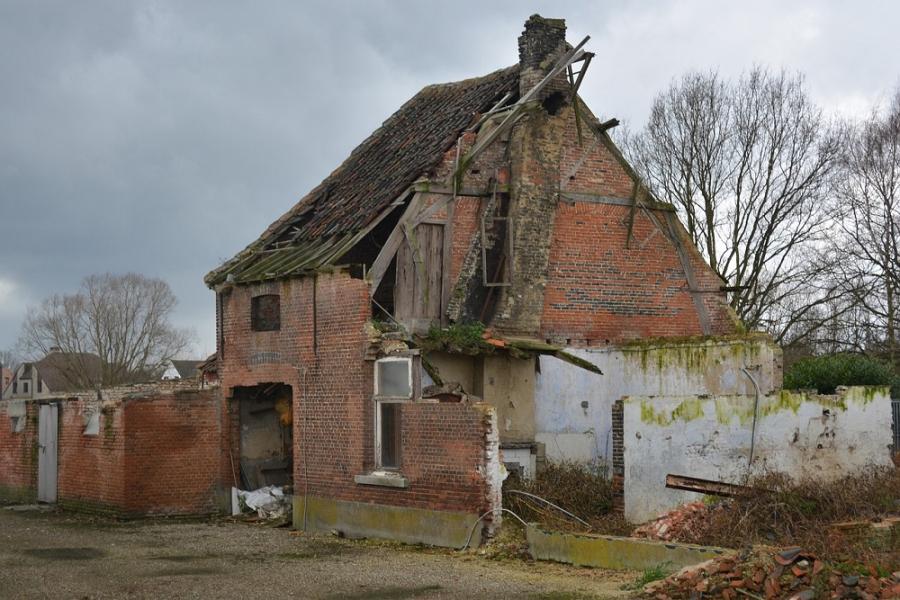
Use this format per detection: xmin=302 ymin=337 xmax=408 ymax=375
xmin=623 ymin=563 xmax=672 ymax=590
xmin=503 ymin=461 xmax=619 ymax=533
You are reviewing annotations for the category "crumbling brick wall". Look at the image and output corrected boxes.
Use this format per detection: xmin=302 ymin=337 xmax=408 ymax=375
xmin=220 ymin=270 xmax=500 ymax=519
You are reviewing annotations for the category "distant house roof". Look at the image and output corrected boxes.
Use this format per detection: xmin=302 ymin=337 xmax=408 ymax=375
xmin=198 ymin=353 xmax=217 ymax=374
xmin=33 ymin=351 xmax=104 ymax=392
xmin=205 ymin=65 xmax=520 ymax=287
xmin=168 ymin=360 xmax=203 ymax=380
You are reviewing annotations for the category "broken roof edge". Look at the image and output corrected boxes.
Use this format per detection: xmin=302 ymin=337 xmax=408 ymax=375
xmin=413 ymin=326 xmax=602 ymax=375
xmin=205 ymin=65 xmax=520 ymax=289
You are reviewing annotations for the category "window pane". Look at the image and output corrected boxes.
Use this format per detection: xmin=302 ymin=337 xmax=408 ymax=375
xmin=380 ymin=403 xmax=400 ymax=468
xmin=377 ymin=360 xmax=410 ymax=397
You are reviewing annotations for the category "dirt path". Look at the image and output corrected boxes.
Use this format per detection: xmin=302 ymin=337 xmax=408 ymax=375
xmin=0 ymin=507 xmax=635 ymax=599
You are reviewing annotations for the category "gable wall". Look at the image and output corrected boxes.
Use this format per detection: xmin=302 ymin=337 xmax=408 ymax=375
xmin=436 ymin=98 xmax=738 ymax=343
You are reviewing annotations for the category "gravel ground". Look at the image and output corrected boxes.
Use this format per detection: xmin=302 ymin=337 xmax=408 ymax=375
xmin=0 ymin=507 xmax=635 ymax=599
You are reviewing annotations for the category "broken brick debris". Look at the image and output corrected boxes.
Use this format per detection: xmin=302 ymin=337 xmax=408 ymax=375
xmin=641 ymin=547 xmax=900 ymax=599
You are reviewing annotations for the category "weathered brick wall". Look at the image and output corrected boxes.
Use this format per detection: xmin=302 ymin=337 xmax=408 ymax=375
xmin=542 ymin=201 xmax=735 ymax=343
xmin=0 ymin=401 xmax=37 ymax=501
xmin=123 ymin=390 xmax=224 ymax=516
xmin=57 ymin=396 xmax=127 ymax=512
xmin=445 ymin=93 xmax=739 ymax=342
xmin=2 ymin=383 xmax=225 ymax=515
xmin=220 ymin=270 xmax=498 ymax=517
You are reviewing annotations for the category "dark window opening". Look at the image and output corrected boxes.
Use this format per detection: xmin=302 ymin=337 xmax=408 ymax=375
xmin=251 ymin=294 xmax=281 ymax=331
xmin=542 ymin=91 xmax=568 ymax=115
xmin=379 ymin=402 xmax=401 ymax=469
xmin=482 ymin=194 xmax=513 ymax=287
xmin=38 ymin=379 xmax=42 ymax=393
xmin=12 ymin=381 xmax=17 ymax=394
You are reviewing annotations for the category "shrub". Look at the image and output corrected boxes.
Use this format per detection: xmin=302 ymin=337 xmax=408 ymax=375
xmin=784 ymin=353 xmax=895 ymax=394
xmin=503 ymin=460 xmax=617 ymax=531
xmin=672 ymin=467 xmax=900 ymax=564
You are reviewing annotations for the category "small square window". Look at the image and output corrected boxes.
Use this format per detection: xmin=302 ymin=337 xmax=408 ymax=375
xmin=251 ymin=294 xmax=280 ymax=331
xmin=375 ymin=358 xmax=412 ymax=399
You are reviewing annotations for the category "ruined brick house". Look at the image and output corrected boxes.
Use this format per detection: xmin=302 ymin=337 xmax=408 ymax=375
xmin=202 ymin=15 xmax=757 ymax=545
xmin=204 ymin=15 xmax=894 ymax=544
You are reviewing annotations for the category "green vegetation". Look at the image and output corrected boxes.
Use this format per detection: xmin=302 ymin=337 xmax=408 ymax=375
xmin=419 ymin=322 xmax=493 ymax=355
xmin=503 ymin=461 xmax=617 ymax=532
xmin=784 ymin=353 xmax=896 ymax=394
xmin=623 ymin=563 xmax=672 ymax=590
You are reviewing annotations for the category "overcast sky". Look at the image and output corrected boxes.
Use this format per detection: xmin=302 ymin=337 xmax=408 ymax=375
xmin=1 ymin=0 xmax=898 ymax=358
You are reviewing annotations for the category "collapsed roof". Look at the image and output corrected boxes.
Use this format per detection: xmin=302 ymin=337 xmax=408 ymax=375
xmin=205 ymin=66 xmax=520 ymax=287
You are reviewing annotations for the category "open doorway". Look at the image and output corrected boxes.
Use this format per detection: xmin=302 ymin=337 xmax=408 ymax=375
xmin=233 ymin=383 xmax=293 ymax=491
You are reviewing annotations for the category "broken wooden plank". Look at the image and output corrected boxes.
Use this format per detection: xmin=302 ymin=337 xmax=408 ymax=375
xmin=665 ymin=474 xmax=754 ymax=498
xmin=454 ymin=36 xmax=591 ymax=183
xmin=367 ymin=191 xmax=421 ymax=296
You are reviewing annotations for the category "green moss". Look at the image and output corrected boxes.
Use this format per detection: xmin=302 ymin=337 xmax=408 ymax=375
xmin=640 ymin=398 xmax=705 ymax=425
xmin=417 ymin=322 xmax=494 ymax=355
xmin=626 ymin=339 xmax=753 ymax=375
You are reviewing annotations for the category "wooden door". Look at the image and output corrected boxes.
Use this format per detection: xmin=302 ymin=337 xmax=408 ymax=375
xmin=394 ymin=223 xmax=444 ymax=331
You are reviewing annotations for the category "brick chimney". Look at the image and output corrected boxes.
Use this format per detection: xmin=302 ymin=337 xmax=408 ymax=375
xmin=517 ymin=15 xmax=567 ymax=97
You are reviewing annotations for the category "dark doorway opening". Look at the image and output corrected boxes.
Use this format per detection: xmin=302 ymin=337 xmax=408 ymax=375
xmin=234 ymin=383 xmax=293 ymax=491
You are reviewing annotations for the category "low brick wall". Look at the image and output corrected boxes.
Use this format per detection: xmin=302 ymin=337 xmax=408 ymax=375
xmin=0 ymin=383 xmax=227 ymax=516
xmin=0 ymin=400 xmax=37 ymax=503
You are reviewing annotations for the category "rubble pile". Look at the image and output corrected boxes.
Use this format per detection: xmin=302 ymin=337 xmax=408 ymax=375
xmin=633 ymin=501 xmax=713 ymax=541
xmin=642 ymin=547 xmax=900 ymax=599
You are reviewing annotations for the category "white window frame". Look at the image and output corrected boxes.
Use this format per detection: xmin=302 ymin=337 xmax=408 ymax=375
xmin=373 ymin=354 xmax=421 ymax=470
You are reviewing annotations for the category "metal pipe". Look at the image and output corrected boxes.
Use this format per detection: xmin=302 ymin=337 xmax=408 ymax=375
xmin=741 ymin=367 xmax=762 ymax=475
xmin=461 ymin=508 xmax=527 ymax=551
xmin=504 ymin=489 xmax=591 ymax=529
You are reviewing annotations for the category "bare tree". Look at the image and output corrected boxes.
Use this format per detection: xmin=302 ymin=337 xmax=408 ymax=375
xmin=624 ymin=68 xmax=844 ymax=343
xmin=831 ymin=89 xmax=900 ymax=362
xmin=19 ymin=273 xmax=194 ymax=387
xmin=0 ymin=348 xmax=22 ymax=371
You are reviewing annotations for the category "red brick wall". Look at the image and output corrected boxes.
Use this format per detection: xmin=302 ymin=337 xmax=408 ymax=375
xmin=57 ymin=397 xmax=126 ymax=511
xmin=541 ymin=201 xmax=735 ymax=343
xmin=123 ymin=391 xmax=224 ymax=515
xmin=424 ymin=95 xmax=739 ymax=343
xmin=2 ymin=386 xmax=225 ymax=515
xmin=0 ymin=401 xmax=37 ymax=500
xmin=220 ymin=271 xmax=497 ymax=516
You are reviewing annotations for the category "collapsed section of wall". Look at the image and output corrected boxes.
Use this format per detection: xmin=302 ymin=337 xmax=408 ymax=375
xmin=622 ymin=386 xmax=894 ymax=523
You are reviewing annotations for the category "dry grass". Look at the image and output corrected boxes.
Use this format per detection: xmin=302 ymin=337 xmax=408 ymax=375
xmin=674 ymin=467 xmax=899 ymax=567
xmin=502 ymin=461 xmax=629 ymax=534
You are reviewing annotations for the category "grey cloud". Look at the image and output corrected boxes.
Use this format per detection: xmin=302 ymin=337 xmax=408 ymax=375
xmin=1 ymin=0 xmax=897 ymax=355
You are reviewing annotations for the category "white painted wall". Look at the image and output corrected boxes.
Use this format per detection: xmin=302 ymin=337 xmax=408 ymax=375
xmin=534 ymin=336 xmax=781 ymax=465
xmin=622 ymin=387 xmax=894 ymax=523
